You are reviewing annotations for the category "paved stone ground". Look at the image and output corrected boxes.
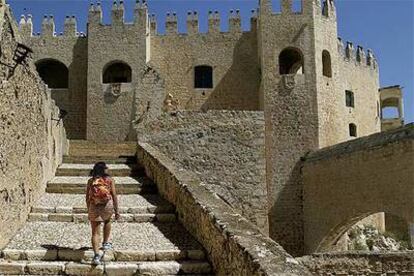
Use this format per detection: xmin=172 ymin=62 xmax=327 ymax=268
xmin=4 ymin=221 xmax=203 ymax=251
xmin=0 ymin=151 xmax=213 ymax=275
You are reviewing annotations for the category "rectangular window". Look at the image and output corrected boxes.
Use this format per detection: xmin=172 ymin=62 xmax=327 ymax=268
xmin=345 ymin=90 xmax=354 ymax=108
xmin=195 ymin=66 xmax=213 ymax=89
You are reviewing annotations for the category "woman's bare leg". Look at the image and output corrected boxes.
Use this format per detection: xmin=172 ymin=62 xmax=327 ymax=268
xmin=91 ymin=221 xmax=101 ymax=254
xmin=103 ymin=220 xmax=112 ymax=244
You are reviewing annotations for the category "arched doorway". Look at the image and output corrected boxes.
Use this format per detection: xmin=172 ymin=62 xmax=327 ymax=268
xmin=35 ymin=59 xmax=69 ymax=88
xmin=102 ymin=61 xmax=132 ymax=84
xmin=279 ymin=47 xmax=304 ymax=75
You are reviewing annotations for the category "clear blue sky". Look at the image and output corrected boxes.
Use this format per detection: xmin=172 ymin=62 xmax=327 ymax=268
xmin=7 ymin=0 xmax=414 ymax=123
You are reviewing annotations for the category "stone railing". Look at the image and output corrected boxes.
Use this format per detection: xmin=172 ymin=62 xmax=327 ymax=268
xmin=298 ymin=251 xmax=414 ymax=275
xmin=137 ymin=142 xmax=311 ymax=276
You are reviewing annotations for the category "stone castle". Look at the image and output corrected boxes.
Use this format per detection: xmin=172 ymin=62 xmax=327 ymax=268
xmin=1 ymin=0 xmax=413 ymax=274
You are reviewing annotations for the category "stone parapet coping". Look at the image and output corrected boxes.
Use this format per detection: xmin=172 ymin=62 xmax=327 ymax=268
xmin=306 ymin=123 xmax=414 ymax=163
xmin=137 ymin=142 xmax=311 ymax=276
xmin=298 ymin=251 xmax=414 ymax=274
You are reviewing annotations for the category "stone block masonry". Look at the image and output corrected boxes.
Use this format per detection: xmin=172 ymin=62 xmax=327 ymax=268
xmin=137 ymin=111 xmax=268 ymax=234
xmin=0 ymin=2 xmax=68 ymax=249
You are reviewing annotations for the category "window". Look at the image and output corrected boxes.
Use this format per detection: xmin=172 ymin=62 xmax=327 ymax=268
xmin=35 ymin=59 xmax=69 ymax=89
xmin=103 ymin=62 xmax=132 ymax=84
xmin=279 ymin=47 xmax=304 ymax=75
xmin=194 ymin=65 xmax=213 ymax=89
xmin=345 ymin=90 xmax=354 ymax=108
xmin=322 ymin=50 xmax=332 ymax=77
xmin=381 ymin=97 xmax=401 ymax=119
xmin=349 ymin=123 xmax=357 ymax=137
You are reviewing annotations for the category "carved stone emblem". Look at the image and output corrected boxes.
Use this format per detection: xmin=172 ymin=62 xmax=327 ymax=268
xmin=110 ymin=83 xmax=122 ymax=97
xmin=283 ymin=74 xmax=296 ymax=90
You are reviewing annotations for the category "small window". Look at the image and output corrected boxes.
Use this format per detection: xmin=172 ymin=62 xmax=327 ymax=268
xmin=103 ymin=62 xmax=132 ymax=84
xmin=345 ymin=90 xmax=354 ymax=108
xmin=349 ymin=123 xmax=357 ymax=137
xmin=322 ymin=50 xmax=332 ymax=77
xmin=377 ymin=101 xmax=380 ymax=118
xmin=194 ymin=65 xmax=213 ymax=89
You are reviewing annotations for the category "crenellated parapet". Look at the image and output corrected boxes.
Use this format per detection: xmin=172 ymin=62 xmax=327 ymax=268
xmin=19 ymin=14 xmax=32 ymax=37
xmin=321 ymin=0 xmax=335 ymax=17
xmin=337 ymin=37 xmax=378 ymax=70
xmin=88 ymin=0 xmax=147 ymax=26
xmin=229 ymin=9 xmax=241 ymax=33
xmin=208 ymin=10 xmax=220 ymax=33
xmin=42 ymin=15 xmax=55 ymax=37
xmin=19 ymin=13 xmax=82 ymax=38
xmin=149 ymin=9 xmax=258 ymax=37
xmin=165 ymin=12 xmax=178 ymax=35
xmin=186 ymin=11 xmax=199 ymax=35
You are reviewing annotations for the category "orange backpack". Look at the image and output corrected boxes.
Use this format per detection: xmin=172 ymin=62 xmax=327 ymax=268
xmin=89 ymin=177 xmax=112 ymax=205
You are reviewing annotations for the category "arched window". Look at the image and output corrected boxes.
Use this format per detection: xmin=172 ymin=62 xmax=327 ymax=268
xmin=349 ymin=123 xmax=357 ymax=137
xmin=381 ymin=97 xmax=401 ymax=119
xmin=345 ymin=90 xmax=354 ymax=108
xmin=322 ymin=50 xmax=332 ymax=77
xmin=35 ymin=59 xmax=69 ymax=89
xmin=194 ymin=65 xmax=213 ymax=89
xmin=103 ymin=62 xmax=132 ymax=84
xmin=279 ymin=48 xmax=304 ymax=75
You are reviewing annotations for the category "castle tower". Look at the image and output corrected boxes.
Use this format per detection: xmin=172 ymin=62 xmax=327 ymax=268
xmin=258 ymin=0 xmax=380 ymax=256
xmin=86 ymin=2 xmax=148 ymax=142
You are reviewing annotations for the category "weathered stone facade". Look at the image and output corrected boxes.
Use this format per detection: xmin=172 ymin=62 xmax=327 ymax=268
xmin=137 ymin=111 xmax=268 ymax=234
xmin=0 ymin=1 xmax=67 ymax=249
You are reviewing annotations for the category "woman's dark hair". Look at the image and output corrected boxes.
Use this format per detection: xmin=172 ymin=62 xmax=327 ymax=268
xmin=90 ymin=162 xmax=109 ymax=178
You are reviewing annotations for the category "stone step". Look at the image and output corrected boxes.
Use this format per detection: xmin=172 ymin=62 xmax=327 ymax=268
xmin=46 ymin=176 xmax=156 ymax=194
xmin=31 ymin=194 xmax=174 ymax=215
xmin=63 ymin=155 xmax=137 ymax=165
xmin=0 ymin=260 xmax=212 ymax=275
xmin=3 ymin=222 xmax=206 ymax=262
xmin=28 ymin=213 xmax=177 ymax=223
xmin=68 ymin=140 xmax=137 ymax=157
xmin=55 ymin=163 xmax=144 ymax=177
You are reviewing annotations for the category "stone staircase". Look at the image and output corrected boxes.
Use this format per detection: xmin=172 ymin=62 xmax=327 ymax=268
xmin=0 ymin=141 xmax=213 ymax=275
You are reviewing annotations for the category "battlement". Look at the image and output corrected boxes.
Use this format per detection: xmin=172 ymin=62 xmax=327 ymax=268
xmin=19 ymin=14 xmax=86 ymax=38
xmin=264 ymin=0 xmax=336 ymax=17
xmin=337 ymin=37 xmax=378 ymax=70
xmin=149 ymin=9 xmax=258 ymax=36
xmin=88 ymin=0 xmax=147 ymax=26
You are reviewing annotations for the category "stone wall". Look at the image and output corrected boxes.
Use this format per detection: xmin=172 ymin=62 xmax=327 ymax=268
xmin=137 ymin=111 xmax=268 ymax=233
xmin=149 ymin=22 xmax=260 ymax=111
xmin=137 ymin=142 xmax=311 ymax=275
xmin=0 ymin=1 xmax=67 ymax=249
xmin=298 ymin=252 xmax=414 ymax=275
xmin=303 ymin=124 xmax=414 ymax=254
xmin=22 ymin=33 xmax=88 ymax=140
